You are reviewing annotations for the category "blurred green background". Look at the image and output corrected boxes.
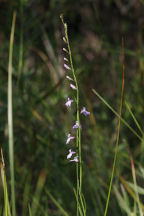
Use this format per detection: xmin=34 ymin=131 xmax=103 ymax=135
xmin=0 ymin=0 xmax=144 ymax=215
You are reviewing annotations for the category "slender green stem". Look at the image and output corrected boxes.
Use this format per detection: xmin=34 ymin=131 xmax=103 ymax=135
xmin=8 ymin=11 xmax=16 ymax=216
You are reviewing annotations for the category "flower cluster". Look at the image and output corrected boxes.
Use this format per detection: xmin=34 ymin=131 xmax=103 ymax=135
xmin=63 ymin=36 xmax=90 ymax=163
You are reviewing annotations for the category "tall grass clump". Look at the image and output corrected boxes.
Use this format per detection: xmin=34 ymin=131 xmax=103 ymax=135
xmin=60 ymin=15 xmax=90 ymax=216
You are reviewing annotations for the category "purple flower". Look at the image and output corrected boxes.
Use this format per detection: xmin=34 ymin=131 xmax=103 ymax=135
xmin=66 ymin=133 xmax=75 ymax=144
xmin=80 ymin=107 xmax=90 ymax=116
xmin=73 ymin=121 xmax=80 ymax=129
xmin=66 ymin=75 xmax=73 ymax=81
xmin=64 ymin=64 xmax=71 ymax=70
xmin=67 ymin=149 xmax=76 ymax=159
xmin=70 ymin=84 xmax=77 ymax=90
xmin=65 ymin=98 xmax=73 ymax=107
xmin=70 ymin=156 xmax=79 ymax=163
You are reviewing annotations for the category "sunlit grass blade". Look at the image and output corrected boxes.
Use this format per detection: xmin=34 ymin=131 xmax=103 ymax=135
xmin=120 ymin=184 xmax=130 ymax=210
xmin=125 ymin=101 xmax=143 ymax=135
xmin=103 ymin=38 xmax=125 ymax=216
xmin=8 ymin=11 xmax=16 ymax=216
xmin=119 ymin=176 xmax=144 ymax=210
xmin=133 ymin=201 xmax=137 ymax=216
xmin=28 ymin=204 xmax=32 ymax=216
xmin=0 ymin=149 xmax=11 ymax=216
xmin=139 ymin=167 xmax=144 ymax=179
xmin=46 ymin=190 xmax=69 ymax=216
xmin=128 ymin=149 xmax=143 ymax=216
xmin=1 ymin=163 xmax=8 ymax=216
xmin=114 ymin=186 xmax=131 ymax=215
xmin=127 ymin=182 xmax=144 ymax=195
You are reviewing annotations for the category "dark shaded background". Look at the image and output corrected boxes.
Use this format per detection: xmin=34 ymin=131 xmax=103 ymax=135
xmin=0 ymin=0 xmax=144 ymax=215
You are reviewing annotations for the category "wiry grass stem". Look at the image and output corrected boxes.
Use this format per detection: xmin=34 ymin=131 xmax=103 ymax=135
xmin=8 ymin=11 xmax=16 ymax=216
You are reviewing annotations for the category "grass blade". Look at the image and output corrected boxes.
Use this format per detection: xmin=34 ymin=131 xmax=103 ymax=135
xmin=125 ymin=101 xmax=143 ymax=135
xmin=128 ymin=149 xmax=143 ymax=216
xmin=46 ymin=190 xmax=69 ymax=216
xmin=8 ymin=11 xmax=16 ymax=216
xmin=92 ymin=89 xmax=142 ymax=142
xmin=28 ymin=204 xmax=32 ymax=216
xmin=103 ymin=38 xmax=125 ymax=216
xmin=114 ymin=186 xmax=131 ymax=215
xmin=0 ymin=149 xmax=11 ymax=216
xmin=73 ymin=188 xmax=83 ymax=216
xmin=119 ymin=176 xmax=144 ymax=210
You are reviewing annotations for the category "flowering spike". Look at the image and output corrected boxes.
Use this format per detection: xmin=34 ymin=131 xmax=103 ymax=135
xmin=66 ymin=133 xmax=75 ymax=144
xmin=70 ymin=156 xmax=79 ymax=163
xmin=70 ymin=84 xmax=77 ymax=90
xmin=64 ymin=64 xmax=71 ymax=70
xmin=66 ymin=75 xmax=73 ymax=81
xmin=65 ymin=98 xmax=73 ymax=107
xmin=67 ymin=149 xmax=76 ymax=159
xmin=80 ymin=107 xmax=90 ymax=116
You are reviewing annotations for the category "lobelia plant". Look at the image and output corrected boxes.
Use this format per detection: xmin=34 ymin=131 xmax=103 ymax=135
xmin=60 ymin=15 xmax=90 ymax=216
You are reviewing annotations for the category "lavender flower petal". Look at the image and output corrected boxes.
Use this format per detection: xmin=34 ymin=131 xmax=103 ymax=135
xmin=67 ymin=149 xmax=76 ymax=159
xmin=63 ymin=48 xmax=69 ymax=54
xmin=70 ymin=84 xmax=77 ymax=90
xmin=66 ymin=133 xmax=75 ymax=144
xmin=73 ymin=121 xmax=79 ymax=129
xmin=64 ymin=57 xmax=69 ymax=62
xmin=66 ymin=75 xmax=73 ymax=81
xmin=65 ymin=98 xmax=73 ymax=107
xmin=70 ymin=156 xmax=79 ymax=163
xmin=80 ymin=107 xmax=90 ymax=116
xmin=63 ymin=37 xmax=67 ymax=43
xmin=64 ymin=64 xmax=71 ymax=70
